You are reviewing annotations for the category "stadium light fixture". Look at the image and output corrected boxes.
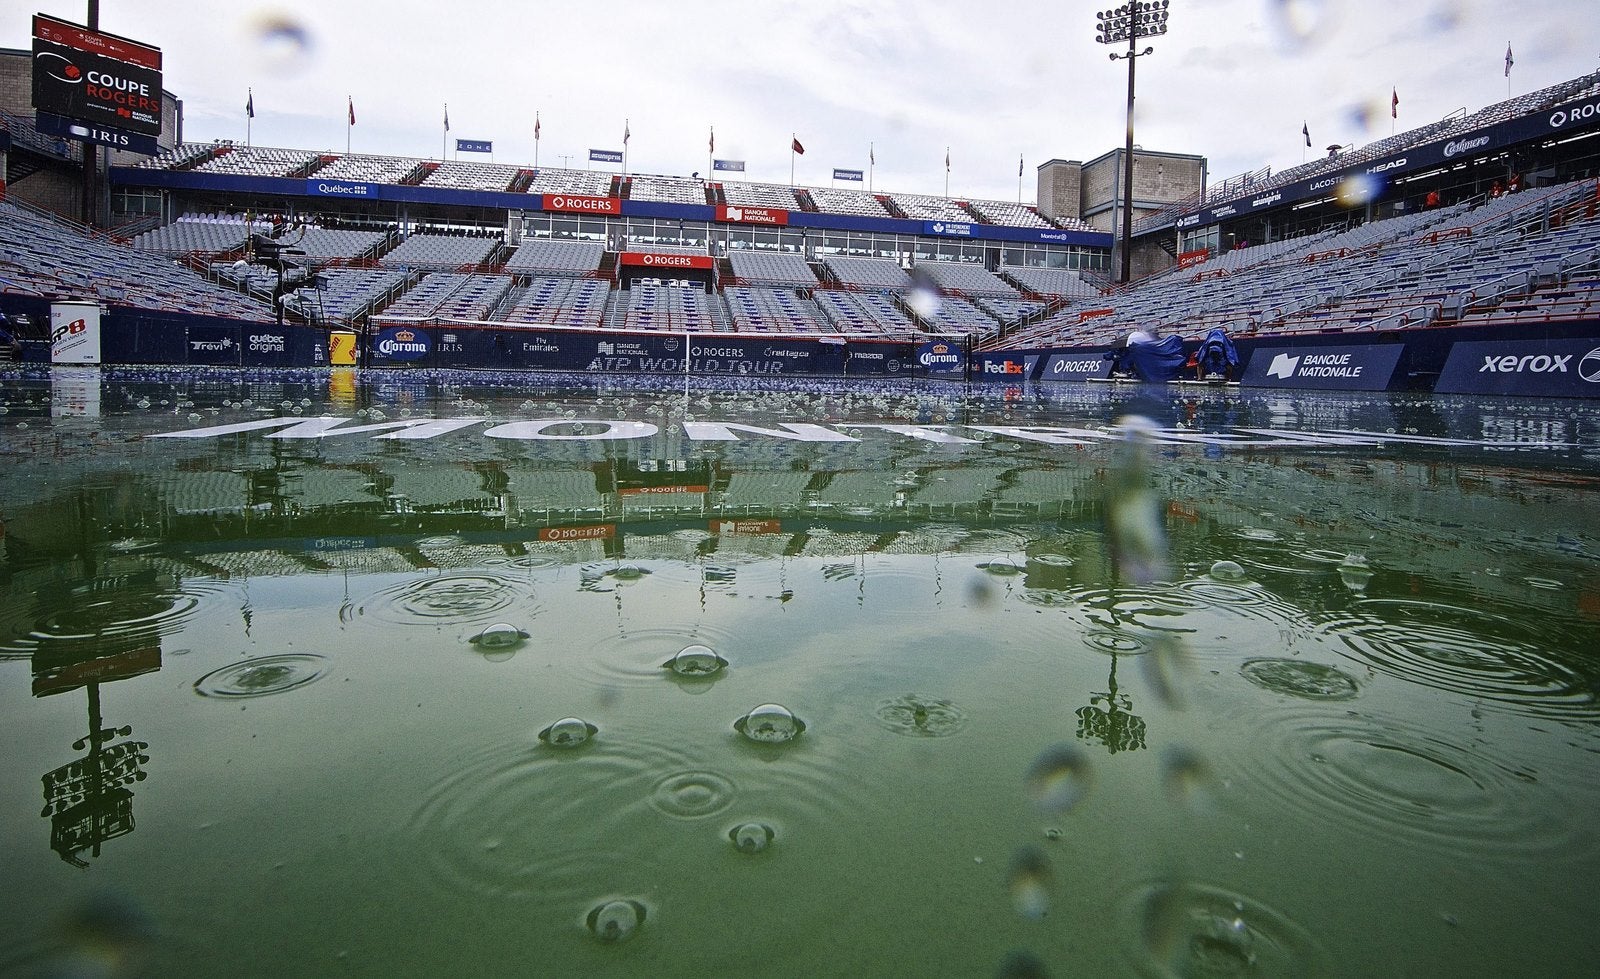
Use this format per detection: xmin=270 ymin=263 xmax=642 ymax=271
xmin=1095 ymin=1 xmax=1172 ymax=283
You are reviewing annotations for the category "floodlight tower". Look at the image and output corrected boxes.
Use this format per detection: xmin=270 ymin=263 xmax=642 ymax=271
xmin=1095 ymin=1 xmax=1171 ymax=284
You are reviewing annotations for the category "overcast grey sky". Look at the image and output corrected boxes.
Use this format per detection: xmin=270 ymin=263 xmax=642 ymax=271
xmin=8 ymin=1 xmax=1597 ymax=202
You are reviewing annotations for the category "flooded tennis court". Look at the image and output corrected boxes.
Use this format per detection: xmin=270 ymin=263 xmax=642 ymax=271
xmin=2 ymin=368 xmax=1597 ymax=976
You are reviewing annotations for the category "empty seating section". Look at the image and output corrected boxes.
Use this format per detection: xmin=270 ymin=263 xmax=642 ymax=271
xmin=420 ymin=161 xmax=519 ymax=192
xmin=379 ymin=233 xmax=499 ymax=269
xmin=283 ymin=268 xmax=409 ymax=323
xmin=967 ymin=200 xmax=1053 ymax=229
xmin=504 ymin=239 xmax=605 ymax=275
xmin=1001 ymin=267 xmax=1101 ymax=298
xmin=919 ymin=295 xmax=1000 ymax=335
xmin=729 ymin=252 xmax=817 ymax=287
xmin=916 ymin=260 xmax=1019 ymax=296
xmin=976 ymin=297 xmax=1048 ymax=326
xmin=628 ymin=175 xmax=707 ymax=205
xmin=527 ymin=168 xmax=613 ymax=197
xmin=823 ymin=257 xmax=912 ymax=290
xmin=890 ymin=193 xmax=970 ymax=223
xmin=991 ymin=179 xmax=1600 ymax=350
xmin=382 ymin=273 xmax=510 ymax=320
xmin=133 ymin=142 xmax=214 ymax=169
xmin=807 ymin=187 xmax=890 ymax=217
xmin=501 ymin=277 xmax=611 ymax=329
xmin=815 ymin=290 xmax=918 ymax=337
xmin=721 ymin=182 xmax=801 ymax=210
xmin=621 ymin=281 xmax=715 ymax=331
xmin=1 ymin=199 xmax=274 ymax=320
xmin=193 ymin=146 xmax=317 ymax=177
xmin=314 ymin=154 xmax=417 ymax=184
xmin=133 ymin=215 xmax=268 ymax=254
xmin=725 ymin=286 xmax=830 ymax=333
xmin=286 ymin=227 xmax=389 ymax=263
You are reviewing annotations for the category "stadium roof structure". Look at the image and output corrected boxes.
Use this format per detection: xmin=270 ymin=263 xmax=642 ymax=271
xmin=110 ymin=147 xmax=1108 ymax=251
xmin=1137 ymin=70 xmax=1600 ymax=237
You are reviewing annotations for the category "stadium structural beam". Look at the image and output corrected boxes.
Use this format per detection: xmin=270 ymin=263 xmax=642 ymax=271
xmin=1096 ymin=1 xmax=1170 ymax=283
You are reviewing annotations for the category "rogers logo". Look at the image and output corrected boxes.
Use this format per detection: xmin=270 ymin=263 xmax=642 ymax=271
xmin=641 ymin=254 xmax=695 ymax=267
xmin=1550 ymin=100 xmax=1599 ymax=129
xmin=548 ymin=195 xmax=617 ymax=213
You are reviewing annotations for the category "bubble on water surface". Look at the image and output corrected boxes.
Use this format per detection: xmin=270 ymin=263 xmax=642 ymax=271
xmin=729 ymin=822 xmax=775 ymax=853
xmin=538 ymin=717 xmax=597 ymax=747
xmin=662 ymin=644 xmax=727 ymax=676
xmin=586 ymin=899 xmax=646 ymax=943
xmin=734 ymin=704 xmax=806 ymax=743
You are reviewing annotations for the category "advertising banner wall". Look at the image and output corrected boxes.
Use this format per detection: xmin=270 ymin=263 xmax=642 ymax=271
xmin=1240 ymin=344 xmax=1404 ymax=390
xmin=1434 ymin=336 xmax=1600 ymax=397
xmin=32 ymin=14 xmax=162 ymax=138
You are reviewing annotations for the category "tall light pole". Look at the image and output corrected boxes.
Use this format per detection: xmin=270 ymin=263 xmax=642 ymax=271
xmin=1096 ymin=1 xmax=1170 ymax=284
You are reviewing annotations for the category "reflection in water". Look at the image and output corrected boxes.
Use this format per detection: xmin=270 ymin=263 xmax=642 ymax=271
xmin=1 ymin=371 xmax=1598 ymax=975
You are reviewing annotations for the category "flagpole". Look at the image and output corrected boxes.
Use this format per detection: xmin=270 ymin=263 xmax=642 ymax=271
xmin=944 ymin=146 xmax=949 ymax=198
xmin=246 ymin=89 xmax=252 ymax=149
xmin=868 ymin=141 xmax=874 ymax=193
xmin=346 ymin=96 xmax=351 ymax=156
xmin=791 ymin=133 xmax=795 ymax=187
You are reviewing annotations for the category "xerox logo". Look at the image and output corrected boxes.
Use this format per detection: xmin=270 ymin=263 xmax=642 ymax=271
xmin=1478 ymin=352 xmax=1573 ymax=374
xmin=35 ymin=50 xmax=82 ymax=84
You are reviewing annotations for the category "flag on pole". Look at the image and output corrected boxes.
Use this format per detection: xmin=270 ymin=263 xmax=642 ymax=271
xmin=1303 ymin=121 xmax=1311 ymax=147
xmin=1391 ymin=88 xmax=1398 ymax=119
xmin=445 ymin=104 xmax=451 ymax=132
xmin=246 ymin=89 xmax=254 ymax=119
xmin=869 ymin=143 xmax=874 ymax=166
xmin=709 ymin=126 xmax=715 ymax=153
xmin=624 ymin=120 xmax=631 ymax=145
xmin=945 ymin=147 xmax=950 ymax=171
xmin=347 ymin=97 xmax=355 ymax=126
xmin=792 ymin=136 xmax=805 ymax=154
xmin=534 ymin=111 xmax=540 ymax=141
xmin=1019 ymin=154 xmax=1024 ymax=177
xmin=1504 ymin=44 xmax=1514 ymax=77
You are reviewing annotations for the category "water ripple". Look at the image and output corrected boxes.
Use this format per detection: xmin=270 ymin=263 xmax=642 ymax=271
xmin=1316 ymin=599 xmax=1598 ymax=719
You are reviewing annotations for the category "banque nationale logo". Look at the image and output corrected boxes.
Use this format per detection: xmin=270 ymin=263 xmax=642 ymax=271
xmin=145 ymin=415 xmax=1576 ymax=450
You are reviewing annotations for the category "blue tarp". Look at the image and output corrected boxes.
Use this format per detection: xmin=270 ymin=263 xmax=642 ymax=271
xmin=1119 ymin=332 xmax=1188 ymax=382
xmin=1196 ymin=328 xmax=1239 ymax=376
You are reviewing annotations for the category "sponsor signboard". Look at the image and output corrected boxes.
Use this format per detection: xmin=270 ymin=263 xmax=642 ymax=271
xmin=924 ymin=221 xmax=974 ymax=237
xmin=538 ymin=523 xmax=616 ymax=542
xmin=1176 ymin=248 xmax=1211 ymax=270
xmin=1040 ymin=350 xmax=1116 ymax=381
xmin=186 ymin=324 xmax=239 ymax=365
xmin=711 ymin=519 xmax=783 ymax=535
xmin=373 ymin=326 xmax=431 ymax=362
xmin=306 ymin=178 xmax=376 ymax=198
xmin=1241 ymin=344 xmax=1403 ymax=391
xmin=712 ymin=159 xmax=745 ymax=172
xmin=620 ymin=485 xmax=708 ymax=496
xmin=916 ymin=340 xmax=965 ymax=375
xmin=50 ymin=301 xmax=101 ymax=364
xmin=832 ymin=168 xmax=864 ymax=182
xmin=545 ymin=193 xmax=622 ymax=215
xmin=1434 ymin=336 xmax=1600 ymax=398
xmin=619 ymin=251 xmax=715 ymax=270
xmin=973 ymin=352 xmax=1038 ymax=378
xmin=34 ymin=109 xmax=158 ymax=154
xmin=716 ymin=204 xmax=788 ymax=226
xmin=455 ymin=139 xmax=492 ymax=154
xmin=589 ymin=149 xmax=623 ymax=164
xmin=32 ymin=14 xmax=162 ymax=138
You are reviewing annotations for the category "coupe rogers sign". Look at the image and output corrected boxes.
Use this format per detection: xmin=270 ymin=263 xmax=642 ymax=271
xmin=620 ymin=251 xmax=714 ymax=270
xmin=545 ymin=194 xmax=621 ymax=214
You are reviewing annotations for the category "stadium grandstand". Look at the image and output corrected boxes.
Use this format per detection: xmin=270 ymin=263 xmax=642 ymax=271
xmin=3 ymin=38 xmax=1599 ymax=393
